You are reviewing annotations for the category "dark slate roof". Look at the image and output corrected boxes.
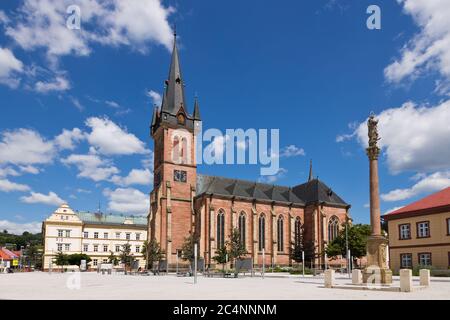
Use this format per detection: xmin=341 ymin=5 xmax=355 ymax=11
xmin=196 ymin=174 xmax=349 ymax=207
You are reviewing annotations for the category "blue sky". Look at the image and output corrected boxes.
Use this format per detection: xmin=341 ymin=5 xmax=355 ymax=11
xmin=1 ymin=0 xmax=450 ymax=234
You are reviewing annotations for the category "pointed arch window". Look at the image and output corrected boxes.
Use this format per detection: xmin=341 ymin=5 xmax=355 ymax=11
xmin=217 ymin=210 xmax=225 ymax=249
xmin=239 ymin=212 xmax=246 ymax=249
xmin=277 ymin=215 xmax=284 ymax=252
xmin=328 ymin=216 xmax=340 ymax=242
xmin=259 ymin=214 xmax=265 ymax=251
xmin=294 ymin=217 xmax=302 ymax=246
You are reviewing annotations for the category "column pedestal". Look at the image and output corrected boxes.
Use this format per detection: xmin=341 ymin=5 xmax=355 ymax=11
xmin=362 ymin=235 xmax=392 ymax=284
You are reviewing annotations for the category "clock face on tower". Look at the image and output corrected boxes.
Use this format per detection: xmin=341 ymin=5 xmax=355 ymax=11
xmin=174 ymin=169 xmax=187 ymax=183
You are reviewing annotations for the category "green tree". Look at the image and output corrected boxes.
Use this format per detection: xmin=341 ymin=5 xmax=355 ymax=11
xmin=213 ymin=246 xmax=228 ymax=271
xmin=108 ymin=251 xmax=119 ymax=266
xmin=67 ymin=253 xmax=92 ymax=266
xmin=228 ymin=228 xmax=247 ymax=263
xmin=53 ymin=251 xmax=69 ymax=273
xmin=142 ymin=239 xmax=164 ymax=270
xmin=180 ymin=233 xmax=197 ymax=262
xmin=119 ymin=243 xmax=133 ymax=274
xmin=325 ymin=223 xmax=371 ymax=265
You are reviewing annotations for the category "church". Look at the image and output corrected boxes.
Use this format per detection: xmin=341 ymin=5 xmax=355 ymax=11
xmin=148 ymin=34 xmax=351 ymax=269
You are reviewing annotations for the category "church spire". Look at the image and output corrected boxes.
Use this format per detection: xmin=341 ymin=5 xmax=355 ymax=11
xmin=193 ymin=95 xmax=201 ymax=120
xmin=308 ymin=159 xmax=313 ymax=182
xmin=161 ymin=29 xmax=186 ymax=115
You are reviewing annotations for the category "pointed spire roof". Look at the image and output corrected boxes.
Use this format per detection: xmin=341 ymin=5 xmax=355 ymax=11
xmin=193 ymin=95 xmax=201 ymax=120
xmin=161 ymin=32 xmax=187 ymax=115
xmin=308 ymin=159 xmax=313 ymax=182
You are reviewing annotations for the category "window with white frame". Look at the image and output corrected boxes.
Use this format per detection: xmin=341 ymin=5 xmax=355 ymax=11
xmin=102 ymin=259 xmax=108 ymax=263
xmin=135 ymin=246 xmax=140 ymax=253
xmin=57 ymin=230 xmax=63 ymax=237
xmin=136 ymin=233 xmax=140 ymax=241
xmin=83 ymin=232 xmax=88 ymax=238
xmin=83 ymin=244 xmax=88 ymax=252
xmin=126 ymin=233 xmax=131 ymax=240
xmin=65 ymin=230 xmax=71 ymax=237
xmin=116 ymin=232 xmax=121 ymax=239
xmin=417 ymin=221 xmax=430 ymax=238
xmin=93 ymin=259 xmax=98 ymax=266
xmin=400 ymin=253 xmax=412 ymax=268
xmin=93 ymin=245 xmax=98 ymax=252
xmin=94 ymin=232 xmax=99 ymax=239
xmin=103 ymin=245 xmax=108 ymax=252
xmin=104 ymin=232 xmax=108 ymax=239
xmin=57 ymin=243 xmax=63 ymax=251
xmin=418 ymin=253 xmax=432 ymax=266
xmin=64 ymin=244 xmax=70 ymax=251
xmin=399 ymin=224 xmax=411 ymax=240
xmin=115 ymin=245 xmax=120 ymax=252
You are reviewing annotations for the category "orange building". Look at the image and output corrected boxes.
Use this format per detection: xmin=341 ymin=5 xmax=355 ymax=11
xmin=384 ymin=187 xmax=450 ymax=272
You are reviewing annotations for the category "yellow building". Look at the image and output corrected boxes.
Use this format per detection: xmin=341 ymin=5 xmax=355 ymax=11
xmin=42 ymin=204 xmax=147 ymax=270
xmin=384 ymin=187 xmax=450 ymax=272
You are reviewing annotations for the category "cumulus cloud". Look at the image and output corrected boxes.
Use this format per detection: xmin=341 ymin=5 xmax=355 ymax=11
xmin=20 ymin=191 xmax=65 ymax=206
xmin=258 ymin=168 xmax=288 ymax=184
xmin=111 ymin=168 xmax=153 ymax=186
xmin=35 ymin=75 xmax=70 ymax=93
xmin=0 ymin=128 xmax=55 ymax=166
xmin=0 ymin=179 xmax=30 ymax=192
xmin=0 ymin=47 xmax=23 ymax=88
xmin=0 ymin=220 xmax=42 ymax=234
xmin=103 ymin=187 xmax=149 ymax=214
xmin=54 ymin=128 xmax=84 ymax=150
xmin=381 ymin=171 xmax=450 ymax=201
xmin=279 ymin=145 xmax=306 ymax=158
xmin=385 ymin=0 xmax=450 ymax=93
xmin=147 ymin=90 xmax=162 ymax=106
xmin=61 ymin=153 xmax=119 ymax=182
xmin=85 ymin=117 xmax=148 ymax=155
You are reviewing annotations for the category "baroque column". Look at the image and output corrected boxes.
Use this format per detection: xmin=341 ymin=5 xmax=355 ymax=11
xmin=363 ymin=114 xmax=392 ymax=284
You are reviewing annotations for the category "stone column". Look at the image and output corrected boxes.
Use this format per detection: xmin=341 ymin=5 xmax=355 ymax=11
xmin=363 ymin=115 xmax=392 ymax=284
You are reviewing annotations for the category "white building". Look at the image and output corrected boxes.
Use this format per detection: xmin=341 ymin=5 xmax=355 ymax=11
xmin=42 ymin=204 xmax=147 ymax=270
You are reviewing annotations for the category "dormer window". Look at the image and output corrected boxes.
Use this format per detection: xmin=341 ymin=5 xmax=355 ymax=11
xmin=177 ymin=113 xmax=185 ymax=125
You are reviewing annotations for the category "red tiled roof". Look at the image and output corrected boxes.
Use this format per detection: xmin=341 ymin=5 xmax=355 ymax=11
xmin=0 ymin=250 xmax=11 ymax=260
xmin=0 ymin=247 xmax=18 ymax=260
xmin=385 ymin=186 xmax=450 ymax=217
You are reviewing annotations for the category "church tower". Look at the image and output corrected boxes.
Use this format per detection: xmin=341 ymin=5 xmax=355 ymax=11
xmin=148 ymin=32 xmax=202 ymax=268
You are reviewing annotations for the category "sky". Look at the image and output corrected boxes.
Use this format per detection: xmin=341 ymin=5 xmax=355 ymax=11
xmin=1 ymin=0 xmax=450 ymax=234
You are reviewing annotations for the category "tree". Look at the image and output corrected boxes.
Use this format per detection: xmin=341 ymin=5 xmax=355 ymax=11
xmin=108 ymin=251 xmax=119 ymax=266
xmin=53 ymin=251 xmax=69 ymax=273
xmin=67 ymin=253 xmax=91 ymax=266
xmin=142 ymin=239 xmax=164 ymax=270
xmin=212 ymin=246 xmax=228 ymax=271
xmin=119 ymin=243 xmax=133 ymax=274
xmin=228 ymin=228 xmax=247 ymax=263
xmin=180 ymin=233 xmax=197 ymax=262
xmin=290 ymin=242 xmax=304 ymax=264
xmin=325 ymin=223 xmax=371 ymax=266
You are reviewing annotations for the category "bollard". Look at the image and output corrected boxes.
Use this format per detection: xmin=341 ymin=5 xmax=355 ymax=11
xmin=400 ymin=269 xmax=413 ymax=292
xmin=352 ymin=269 xmax=362 ymax=285
xmin=419 ymin=269 xmax=430 ymax=286
xmin=324 ymin=269 xmax=335 ymax=288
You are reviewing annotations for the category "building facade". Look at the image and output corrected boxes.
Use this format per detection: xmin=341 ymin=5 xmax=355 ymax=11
xmin=384 ymin=186 xmax=450 ymax=272
xmin=42 ymin=204 xmax=147 ymax=270
xmin=148 ymin=34 xmax=351 ymax=268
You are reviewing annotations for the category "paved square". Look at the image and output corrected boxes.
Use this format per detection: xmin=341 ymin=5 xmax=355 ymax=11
xmin=1 ymin=272 xmax=450 ymax=300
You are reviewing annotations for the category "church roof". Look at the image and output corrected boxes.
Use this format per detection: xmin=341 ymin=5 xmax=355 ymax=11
xmin=196 ymin=174 xmax=349 ymax=207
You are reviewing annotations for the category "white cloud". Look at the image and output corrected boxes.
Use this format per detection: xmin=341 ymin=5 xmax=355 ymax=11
xmin=70 ymin=96 xmax=84 ymax=111
xmin=20 ymin=191 xmax=65 ymax=206
xmin=5 ymin=0 xmax=174 ymax=62
xmin=0 ymin=47 xmax=23 ymax=88
xmin=76 ymin=188 xmax=91 ymax=194
xmin=105 ymin=100 xmax=120 ymax=108
xmin=0 ymin=10 xmax=10 ymax=24
xmin=0 ymin=220 xmax=42 ymax=234
xmin=383 ymin=206 xmax=405 ymax=215
xmin=35 ymin=75 xmax=70 ymax=93
xmin=54 ymin=128 xmax=84 ymax=150
xmin=111 ymin=168 xmax=153 ymax=186
xmin=61 ymin=153 xmax=119 ymax=182
xmin=279 ymin=145 xmax=306 ymax=158
xmin=0 ymin=167 xmax=20 ymax=178
xmin=352 ymin=101 xmax=450 ymax=174
xmin=385 ymin=0 xmax=450 ymax=93
xmin=0 ymin=179 xmax=30 ymax=192
xmin=147 ymin=90 xmax=162 ymax=106
xmin=85 ymin=117 xmax=148 ymax=155
xmin=103 ymin=187 xmax=149 ymax=214
xmin=381 ymin=171 xmax=450 ymax=201
xmin=19 ymin=165 xmax=40 ymax=175
xmin=0 ymin=128 xmax=55 ymax=166
xmin=258 ymin=168 xmax=288 ymax=184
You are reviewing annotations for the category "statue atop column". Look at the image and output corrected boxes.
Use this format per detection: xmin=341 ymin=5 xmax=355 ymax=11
xmin=366 ymin=114 xmax=381 ymax=161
